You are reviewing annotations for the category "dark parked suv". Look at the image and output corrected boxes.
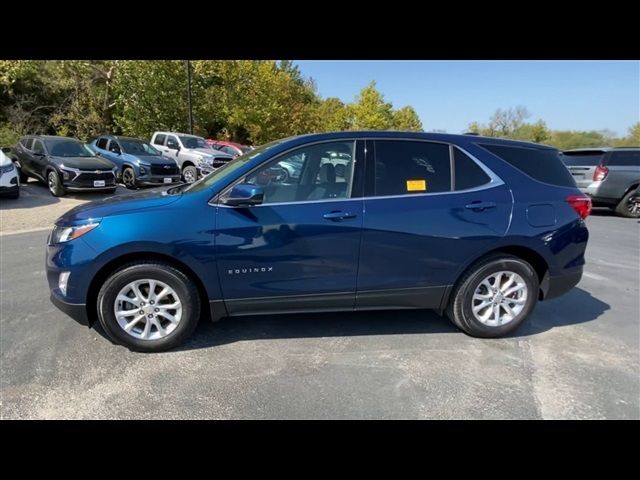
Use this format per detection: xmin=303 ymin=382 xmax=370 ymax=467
xmin=15 ymin=135 xmax=117 ymax=196
xmin=46 ymin=132 xmax=590 ymax=352
xmin=562 ymin=147 xmax=640 ymax=217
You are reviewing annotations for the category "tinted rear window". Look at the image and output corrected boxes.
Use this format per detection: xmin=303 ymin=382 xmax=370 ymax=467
xmin=481 ymin=144 xmax=576 ymax=188
xmin=607 ymin=151 xmax=640 ymax=167
xmin=561 ymin=152 xmax=605 ymax=166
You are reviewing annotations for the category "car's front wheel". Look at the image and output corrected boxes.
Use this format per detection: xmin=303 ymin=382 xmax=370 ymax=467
xmin=182 ymin=165 xmax=198 ymax=184
xmin=122 ymin=167 xmax=137 ymax=189
xmin=48 ymin=170 xmax=65 ymax=197
xmin=446 ymin=254 xmax=539 ymax=337
xmin=97 ymin=262 xmax=201 ymax=352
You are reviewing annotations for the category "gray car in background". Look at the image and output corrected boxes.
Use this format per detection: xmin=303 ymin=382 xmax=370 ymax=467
xmin=562 ymin=147 xmax=640 ymax=218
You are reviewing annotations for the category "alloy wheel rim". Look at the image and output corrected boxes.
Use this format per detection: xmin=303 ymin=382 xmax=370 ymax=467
xmin=123 ymin=169 xmax=134 ymax=186
xmin=114 ymin=279 xmax=182 ymax=340
xmin=184 ymin=169 xmax=196 ymax=183
xmin=627 ymin=196 xmax=640 ymax=215
xmin=471 ymin=271 xmax=528 ymax=327
xmin=48 ymin=172 xmax=57 ymax=192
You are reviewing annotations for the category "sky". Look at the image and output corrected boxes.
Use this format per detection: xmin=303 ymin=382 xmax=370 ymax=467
xmin=294 ymin=61 xmax=639 ymax=137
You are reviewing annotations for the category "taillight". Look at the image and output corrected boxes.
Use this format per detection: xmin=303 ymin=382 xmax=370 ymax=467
xmin=566 ymin=194 xmax=592 ymax=220
xmin=593 ymin=165 xmax=609 ymax=181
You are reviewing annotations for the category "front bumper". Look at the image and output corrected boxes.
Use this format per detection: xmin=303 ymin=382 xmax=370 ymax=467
xmin=50 ymin=291 xmax=90 ymax=326
xmin=137 ymin=174 xmax=182 ymax=186
xmin=540 ymin=267 xmax=583 ymax=300
xmin=0 ymin=184 xmax=19 ymax=197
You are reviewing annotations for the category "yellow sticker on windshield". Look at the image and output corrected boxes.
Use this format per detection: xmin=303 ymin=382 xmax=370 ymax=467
xmin=406 ymin=179 xmax=427 ymax=192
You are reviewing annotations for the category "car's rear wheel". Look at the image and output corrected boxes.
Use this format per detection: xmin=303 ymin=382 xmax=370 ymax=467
xmin=182 ymin=165 xmax=198 ymax=184
xmin=615 ymin=188 xmax=640 ymax=218
xmin=97 ymin=262 xmax=201 ymax=352
xmin=47 ymin=170 xmax=65 ymax=197
xmin=446 ymin=254 xmax=539 ymax=337
xmin=122 ymin=167 xmax=137 ymax=189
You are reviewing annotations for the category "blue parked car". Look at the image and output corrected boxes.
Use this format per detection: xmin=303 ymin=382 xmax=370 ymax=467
xmin=47 ymin=131 xmax=591 ymax=352
xmin=88 ymin=135 xmax=181 ymax=189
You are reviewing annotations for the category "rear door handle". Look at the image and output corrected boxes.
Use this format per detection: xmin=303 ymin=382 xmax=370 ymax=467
xmin=323 ymin=211 xmax=357 ymax=221
xmin=465 ymin=201 xmax=496 ymax=211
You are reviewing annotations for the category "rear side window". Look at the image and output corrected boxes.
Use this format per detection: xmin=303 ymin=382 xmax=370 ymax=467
xmin=153 ymin=134 xmax=166 ymax=146
xmin=454 ymin=148 xmax=491 ymax=190
xmin=20 ymin=138 xmax=33 ymax=150
xmin=607 ymin=151 xmax=640 ymax=166
xmin=374 ymin=140 xmax=451 ymax=196
xmin=481 ymin=144 xmax=576 ymax=188
xmin=96 ymin=137 xmax=108 ymax=149
xmin=561 ymin=152 xmax=605 ymax=166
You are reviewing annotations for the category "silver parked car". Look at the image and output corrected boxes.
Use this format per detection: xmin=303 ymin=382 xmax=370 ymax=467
xmin=562 ymin=147 xmax=640 ymax=218
xmin=150 ymin=132 xmax=233 ymax=183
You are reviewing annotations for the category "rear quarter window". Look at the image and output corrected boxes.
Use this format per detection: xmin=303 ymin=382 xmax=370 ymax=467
xmin=481 ymin=144 xmax=576 ymax=188
xmin=607 ymin=151 xmax=640 ymax=167
xmin=153 ymin=134 xmax=166 ymax=146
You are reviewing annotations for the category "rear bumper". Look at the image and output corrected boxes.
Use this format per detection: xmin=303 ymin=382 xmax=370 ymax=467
xmin=540 ymin=267 xmax=583 ymax=300
xmin=50 ymin=292 xmax=90 ymax=327
xmin=0 ymin=184 xmax=19 ymax=196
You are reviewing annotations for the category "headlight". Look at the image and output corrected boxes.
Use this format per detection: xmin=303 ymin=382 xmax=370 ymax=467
xmin=198 ymin=156 xmax=213 ymax=166
xmin=60 ymin=165 xmax=79 ymax=181
xmin=139 ymin=165 xmax=147 ymax=175
xmin=0 ymin=162 xmax=15 ymax=174
xmin=50 ymin=222 xmax=100 ymax=244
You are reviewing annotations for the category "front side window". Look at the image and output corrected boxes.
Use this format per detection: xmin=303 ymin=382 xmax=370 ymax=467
xmin=225 ymin=141 xmax=355 ymax=205
xmin=166 ymin=135 xmax=180 ymax=149
xmin=96 ymin=137 xmax=108 ymax=150
xmin=32 ymin=140 xmax=45 ymax=155
xmin=374 ymin=140 xmax=451 ymax=196
xmin=108 ymin=140 xmax=121 ymax=154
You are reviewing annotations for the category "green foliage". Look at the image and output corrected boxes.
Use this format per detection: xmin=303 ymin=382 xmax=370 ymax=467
xmin=350 ymin=82 xmax=394 ymax=130
xmin=0 ymin=123 xmax=20 ymax=146
xmin=392 ymin=106 xmax=423 ymax=131
xmin=315 ymin=97 xmax=353 ymax=132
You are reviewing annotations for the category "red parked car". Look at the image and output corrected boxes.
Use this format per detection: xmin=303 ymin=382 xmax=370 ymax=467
xmin=206 ymin=140 xmax=253 ymax=158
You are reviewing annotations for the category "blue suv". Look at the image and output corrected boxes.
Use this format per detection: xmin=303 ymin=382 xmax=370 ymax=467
xmin=88 ymin=135 xmax=181 ymax=188
xmin=46 ymin=132 xmax=591 ymax=352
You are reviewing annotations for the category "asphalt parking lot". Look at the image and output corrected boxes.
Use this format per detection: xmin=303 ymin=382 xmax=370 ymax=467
xmin=0 ymin=183 xmax=638 ymax=419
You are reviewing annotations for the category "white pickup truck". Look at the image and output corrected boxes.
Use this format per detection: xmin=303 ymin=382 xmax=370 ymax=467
xmin=150 ymin=131 xmax=233 ymax=183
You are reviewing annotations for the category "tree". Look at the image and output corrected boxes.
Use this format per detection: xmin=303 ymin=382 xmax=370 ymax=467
xmin=392 ymin=106 xmax=423 ymax=131
xmin=488 ymin=105 xmax=530 ymax=136
xmin=315 ymin=97 xmax=353 ymax=132
xmin=614 ymin=123 xmax=640 ymax=147
xmin=350 ymin=82 xmax=394 ymax=130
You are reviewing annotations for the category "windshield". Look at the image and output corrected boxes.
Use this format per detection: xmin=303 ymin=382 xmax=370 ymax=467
xmin=179 ymin=136 xmax=209 ymax=149
xmin=561 ymin=152 xmax=605 ymax=166
xmin=120 ymin=139 xmax=161 ymax=156
xmin=46 ymin=139 xmax=95 ymax=157
xmin=184 ymin=140 xmax=282 ymax=193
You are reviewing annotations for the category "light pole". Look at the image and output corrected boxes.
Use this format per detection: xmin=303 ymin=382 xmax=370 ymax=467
xmin=185 ymin=60 xmax=194 ymax=134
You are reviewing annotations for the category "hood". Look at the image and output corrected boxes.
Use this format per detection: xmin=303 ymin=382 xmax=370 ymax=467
xmin=122 ymin=153 xmax=177 ymax=166
xmin=191 ymin=147 xmax=232 ymax=158
xmin=56 ymin=186 xmax=182 ymax=225
xmin=0 ymin=150 xmax=11 ymax=166
xmin=54 ymin=156 xmax=115 ymax=170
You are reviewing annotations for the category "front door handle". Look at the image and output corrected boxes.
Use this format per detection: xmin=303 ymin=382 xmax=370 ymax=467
xmin=465 ymin=201 xmax=497 ymax=211
xmin=323 ymin=211 xmax=357 ymax=221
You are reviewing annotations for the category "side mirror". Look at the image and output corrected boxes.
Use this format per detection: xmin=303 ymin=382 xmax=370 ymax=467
xmin=221 ymin=184 xmax=264 ymax=207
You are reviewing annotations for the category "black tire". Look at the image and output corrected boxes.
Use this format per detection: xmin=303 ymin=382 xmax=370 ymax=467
xmin=17 ymin=166 xmax=28 ymax=184
xmin=615 ymin=188 xmax=640 ymax=218
xmin=446 ymin=254 xmax=539 ymax=338
xmin=4 ymin=187 xmax=19 ymax=199
xmin=97 ymin=262 xmax=201 ymax=352
xmin=47 ymin=169 xmax=65 ymax=197
xmin=122 ymin=167 xmax=137 ymax=189
xmin=182 ymin=165 xmax=198 ymax=184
